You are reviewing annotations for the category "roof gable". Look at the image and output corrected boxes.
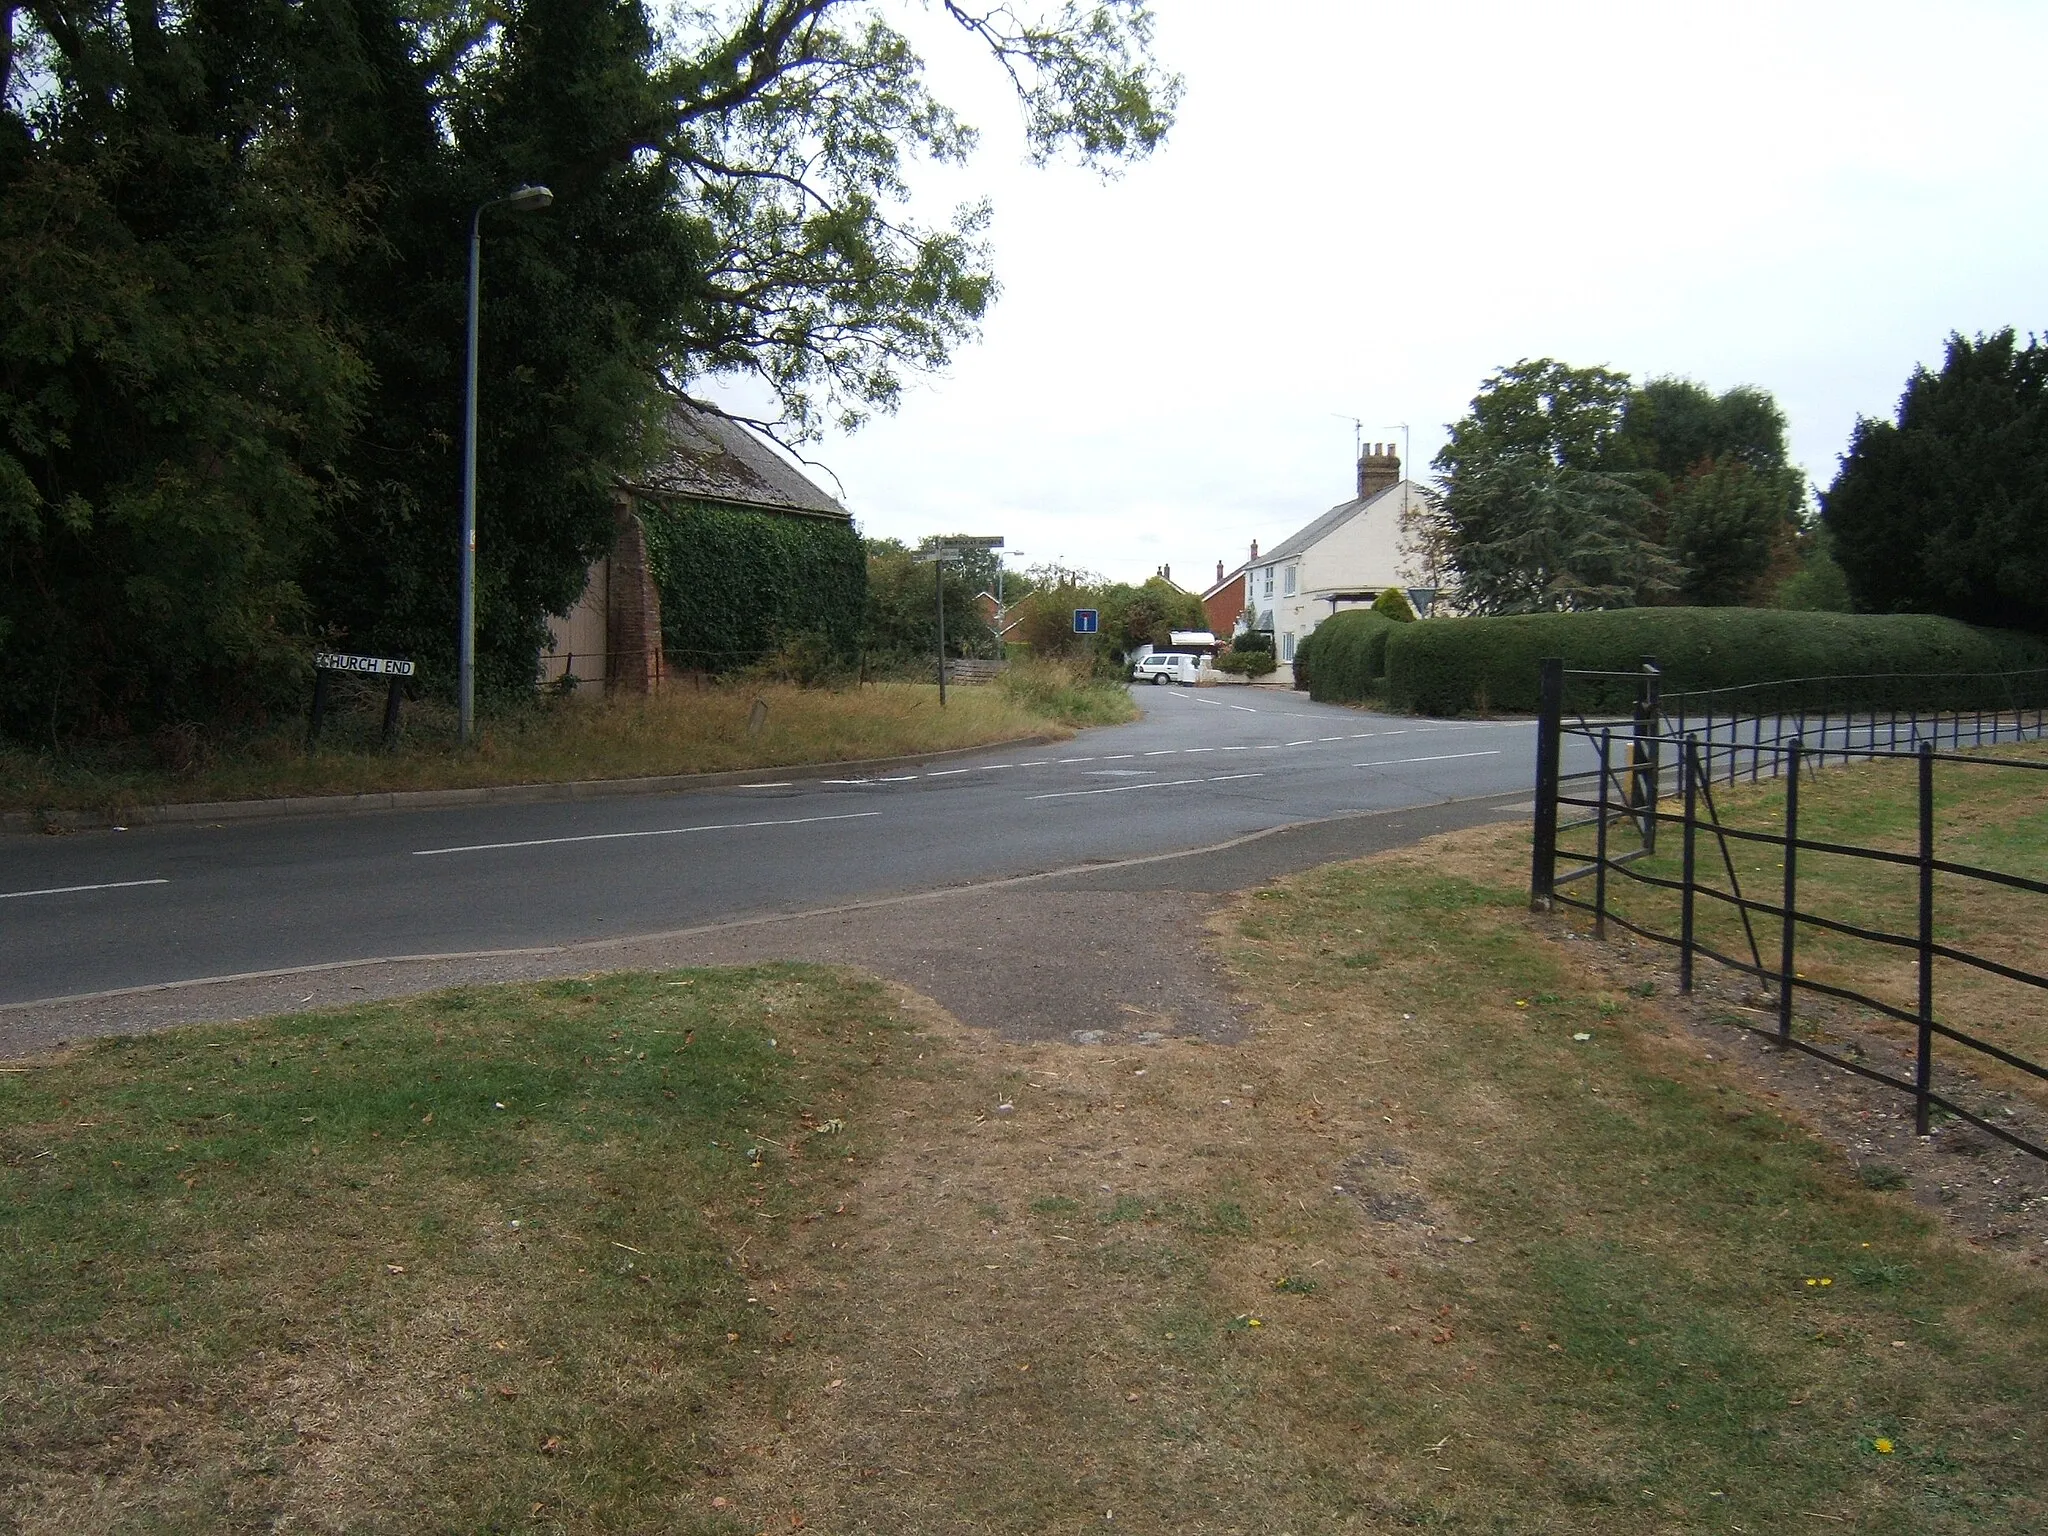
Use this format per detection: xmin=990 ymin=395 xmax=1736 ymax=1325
xmin=624 ymin=398 xmax=850 ymax=520
xmin=1260 ymin=479 xmax=1420 ymax=564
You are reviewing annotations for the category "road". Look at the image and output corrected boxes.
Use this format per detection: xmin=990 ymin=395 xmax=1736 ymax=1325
xmin=0 ymin=687 xmax=1550 ymax=1006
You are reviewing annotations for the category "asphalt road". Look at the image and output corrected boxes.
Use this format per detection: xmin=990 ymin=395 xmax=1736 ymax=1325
xmin=0 ymin=687 xmax=1555 ymax=1006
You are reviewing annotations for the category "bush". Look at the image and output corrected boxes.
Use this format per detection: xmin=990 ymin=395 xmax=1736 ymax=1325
xmin=1233 ymin=628 xmax=1274 ymax=653
xmin=1372 ymin=588 xmax=1418 ymax=623
xmin=1215 ymin=648 xmax=1276 ymax=678
xmin=996 ymin=657 xmax=1136 ymax=726
xmin=1381 ymin=608 xmax=2048 ymax=716
xmin=1302 ymin=610 xmax=1398 ymax=703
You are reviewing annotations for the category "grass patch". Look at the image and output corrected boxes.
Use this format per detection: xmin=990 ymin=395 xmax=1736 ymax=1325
xmin=0 ymin=965 xmax=905 ymax=1530
xmin=0 ymin=668 xmax=1135 ymax=816
xmin=1580 ymin=743 xmax=2048 ymax=1110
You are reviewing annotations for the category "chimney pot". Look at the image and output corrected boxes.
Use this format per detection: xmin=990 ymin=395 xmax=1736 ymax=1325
xmin=1357 ymin=441 xmax=1402 ymax=500
xmin=1250 ymin=539 xmax=1259 ymax=560
xmin=1216 ymin=559 xmax=1225 ymax=584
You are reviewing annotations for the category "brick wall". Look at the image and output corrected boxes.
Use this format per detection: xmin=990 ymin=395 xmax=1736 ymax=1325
xmin=606 ymin=496 xmax=667 ymax=692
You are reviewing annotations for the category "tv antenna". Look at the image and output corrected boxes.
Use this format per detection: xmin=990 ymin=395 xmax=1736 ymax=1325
xmin=1330 ymin=413 xmax=1362 ymax=460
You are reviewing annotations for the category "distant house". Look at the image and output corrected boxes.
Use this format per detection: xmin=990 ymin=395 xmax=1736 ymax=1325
xmin=1243 ymin=444 xmax=1431 ymax=682
xmin=1202 ymin=549 xmax=1255 ymax=637
xmin=541 ymin=398 xmax=860 ymax=690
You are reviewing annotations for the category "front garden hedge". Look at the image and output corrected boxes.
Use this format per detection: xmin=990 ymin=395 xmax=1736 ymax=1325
xmin=1381 ymin=609 xmax=2048 ymax=716
xmin=1301 ymin=610 xmax=1398 ymax=704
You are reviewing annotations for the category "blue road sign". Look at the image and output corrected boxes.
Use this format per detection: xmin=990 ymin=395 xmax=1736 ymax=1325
xmin=1072 ymin=609 xmax=1099 ymax=634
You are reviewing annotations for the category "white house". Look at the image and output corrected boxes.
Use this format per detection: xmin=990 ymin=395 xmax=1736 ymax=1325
xmin=1245 ymin=444 xmax=1433 ymax=683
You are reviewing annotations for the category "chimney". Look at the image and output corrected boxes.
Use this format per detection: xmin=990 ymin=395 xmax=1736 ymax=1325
xmin=1249 ymin=539 xmax=1259 ymax=561
xmin=1216 ymin=559 xmax=1225 ymax=585
xmin=1357 ymin=441 xmax=1401 ymax=500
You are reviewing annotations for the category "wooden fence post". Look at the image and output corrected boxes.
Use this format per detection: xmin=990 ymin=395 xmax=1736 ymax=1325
xmin=1778 ymin=737 xmax=1803 ymax=1044
xmin=1916 ymin=739 xmax=1936 ymax=1135
xmin=1530 ymin=657 xmax=1565 ymax=910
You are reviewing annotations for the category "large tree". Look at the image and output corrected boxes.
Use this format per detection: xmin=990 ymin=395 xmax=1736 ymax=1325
xmin=1824 ymin=329 xmax=2048 ymax=633
xmin=0 ymin=1 xmax=1179 ymax=738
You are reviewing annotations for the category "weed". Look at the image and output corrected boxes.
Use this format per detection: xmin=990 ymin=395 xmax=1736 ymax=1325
xmin=1859 ymin=1162 xmax=1911 ymax=1190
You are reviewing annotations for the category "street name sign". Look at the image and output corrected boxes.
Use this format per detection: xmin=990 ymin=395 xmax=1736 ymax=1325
xmin=1072 ymin=609 xmax=1099 ymax=634
xmin=313 ymin=651 xmax=415 ymax=677
xmin=916 ymin=535 xmax=1005 ymax=564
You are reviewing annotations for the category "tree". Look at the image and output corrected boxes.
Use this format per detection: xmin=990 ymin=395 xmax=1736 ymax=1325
xmin=1097 ymin=575 xmax=1205 ymax=655
xmin=0 ymin=1 xmax=1180 ymax=739
xmin=1824 ymin=329 xmax=2048 ymax=632
xmin=862 ymin=535 xmax=997 ymax=664
xmin=1420 ymin=359 xmax=1673 ymax=613
xmin=1371 ymin=587 xmax=1416 ymax=622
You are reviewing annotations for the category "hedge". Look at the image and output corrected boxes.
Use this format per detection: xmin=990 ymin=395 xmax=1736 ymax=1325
xmin=1300 ymin=610 xmax=1398 ymax=703
xmin=637 ymin=497 xmax=866 ymax=672
xmin=1381 ymin=609 xmax=2048 ymax=716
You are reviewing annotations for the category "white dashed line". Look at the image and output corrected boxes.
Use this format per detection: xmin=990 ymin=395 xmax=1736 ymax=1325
xmin=1028 ymin=772 xmax=1264 ymax=801
xmin=413 ymin=811 xmax=882 ymax=857
xmin=0 ymin=877 xmax=171 ymax=901
xmin=1353 ymin=751 xmax=1504 ymax=768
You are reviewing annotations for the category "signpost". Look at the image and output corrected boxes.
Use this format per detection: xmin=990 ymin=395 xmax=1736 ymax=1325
xmin=1072 ymin=609 xmax=1099 ymax=635
xmin=309 ymin=652 xmax=415 ymax=750
xmin=916 ymin=537 xmax=1003 ymax=707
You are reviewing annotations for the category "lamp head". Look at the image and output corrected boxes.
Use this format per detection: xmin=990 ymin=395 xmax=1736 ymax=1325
xmin=502 ymin=184 xmax=554 ymax=212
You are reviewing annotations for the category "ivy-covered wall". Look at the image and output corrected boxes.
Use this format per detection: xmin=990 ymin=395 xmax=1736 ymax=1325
xmin=635 ymin=496 xmax=866 ymax=671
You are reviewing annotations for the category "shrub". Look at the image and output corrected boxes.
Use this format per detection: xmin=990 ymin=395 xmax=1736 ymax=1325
xmin=1215 ymin=648 xmax=1276 ymax=678
xmin=1371 ymin=587 xmax=1418 ymax=622
xmin=1233 ymin=628 xmax=1274 ymax=653
xmin=1381 ymin=608 xmax=2048 ymax=716
xmin=1302 ymin=610 xmax=1398 ymax=703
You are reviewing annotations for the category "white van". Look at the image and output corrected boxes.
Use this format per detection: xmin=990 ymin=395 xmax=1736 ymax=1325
xmin=1132 ymin=651 xmax=1203 ymax=687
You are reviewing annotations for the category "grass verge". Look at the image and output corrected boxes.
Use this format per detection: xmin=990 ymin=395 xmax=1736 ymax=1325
xmin=0 ymin=662 xmax=1135 ymax=817
xmin=7 ymin=825 xmax=2044 ymax=1532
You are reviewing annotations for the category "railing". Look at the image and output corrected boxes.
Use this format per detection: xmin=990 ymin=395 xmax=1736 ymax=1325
xmin=1531 ymin=657 xmax=2048 ymax=1161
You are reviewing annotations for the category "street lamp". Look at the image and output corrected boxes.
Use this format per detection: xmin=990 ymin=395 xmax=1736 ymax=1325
xmin=458 ymin=182 xmax=553 ymax=745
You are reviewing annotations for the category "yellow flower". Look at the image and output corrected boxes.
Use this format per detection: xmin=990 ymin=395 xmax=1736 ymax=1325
xmin=1874 ymin=1438 xmax=1895 ymax=1454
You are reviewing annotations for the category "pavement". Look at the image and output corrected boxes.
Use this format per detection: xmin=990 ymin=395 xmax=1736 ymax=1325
xmin=0 ymin=687 xmax=1560 ymax=1056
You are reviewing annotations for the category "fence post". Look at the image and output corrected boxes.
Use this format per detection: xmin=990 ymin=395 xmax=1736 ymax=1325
xmin=1594 ymin=727 xmax=1612 ymax=940
xmin=1778 ymin=737 xmax=1802 ymax=1044
xmin=1916 ymin=739 xmax=1936 ymax=1136
xmin=1530 ymin=656 xmax=1565 ymax=910
xmin=307 ymin=669 xmax=331 ymax=751
xmin=1680 ymin=735 xmax=1698 ymax=994
xmin=1633 ymin=655 xmax=1661 ymax=851
xmin=381 ymin=676 xmax=404 ymax=747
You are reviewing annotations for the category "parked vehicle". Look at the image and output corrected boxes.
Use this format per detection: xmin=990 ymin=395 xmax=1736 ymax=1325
xmin=1131 ymin=651 xmax=1203 ymax=686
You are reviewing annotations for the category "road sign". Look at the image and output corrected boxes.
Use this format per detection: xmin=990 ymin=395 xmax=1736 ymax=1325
xmin=1072 ymin=609 xmax=1099 ymax=634
xmin=916 ymin=535 xmax=1005 ymax=563
xmin=313 ymin=651 xmax=415 ymax=677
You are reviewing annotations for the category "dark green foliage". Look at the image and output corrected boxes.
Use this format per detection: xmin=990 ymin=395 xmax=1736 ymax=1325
xmin=1420 ymin=363 xmax=1806 ymax=617
xmin=1232 ymin=628 xmax=1273 ymax=653
xmin=1371 ymin=587 xmax=1417 ymax=622
xmin=1098 ymin=575 xmax=1206 ymax=655
xmin=1825 ymin=329 xmax=2048 ymax=633
xmin=639 ymin=501 xmax=864 ymax=671
xmin=1213 ymin=647 xmax=1274 ymax=677
xmin=1381 ymin=609 xmax=2048 ymax=716
xmin=1302 ymin=610 xmax=1397 ymax=704
xmin=862 ymin=537 xmax=991 ymax=665
xmin=0 ymin=2 xmax=1179 ymax=741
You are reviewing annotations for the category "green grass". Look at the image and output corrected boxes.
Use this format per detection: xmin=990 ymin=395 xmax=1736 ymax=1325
xmin=0 ymin=965 xmax=904 ymax=1532
xmin=1 ymin=666 xmax=1136 ymax=817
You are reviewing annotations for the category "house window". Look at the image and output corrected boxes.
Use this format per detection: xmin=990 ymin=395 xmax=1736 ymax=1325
xmin=1281 ymin=631 xmax=1296 ymax=662
xmin=1283 ymin=566 xmax=1298 ymax=597
xmin=1262 ymin=566 xmax=1274 ymax=599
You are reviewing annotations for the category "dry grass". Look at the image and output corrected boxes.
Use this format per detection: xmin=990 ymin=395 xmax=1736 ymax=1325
xmin=0 ymin=665 xmax=1134 ymax=817
xmin=6 ymin=826 xmax=2046 ymax=1532
xmin=1581 ymin=744 xmax=2048 ymax=1114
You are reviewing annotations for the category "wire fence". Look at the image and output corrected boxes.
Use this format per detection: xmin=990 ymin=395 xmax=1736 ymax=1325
xmin=1530 ymin=657 xmax=2048 ymax=1161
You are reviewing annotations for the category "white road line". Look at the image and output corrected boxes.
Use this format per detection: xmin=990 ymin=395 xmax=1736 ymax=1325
xmin=1028 ymin=772 xmax=1263 ymax=801
xmin=1353 ymin=751 xmax=1504 ymax=768
xmin=413 ymin=811 xmax=882 ymax=857
xmin=0 ymin=877 xmax=171 ymax=902
xmin=1183 ymin=746 xmax=1215 ymax=753
xmin=736 ymin=782 xmax=793 ymax=789
xmin=1284 ymin=739 xmax=1316 ymax=747
xmin=1102 ymin=753 xmax=1136 ymax=760
xmin=926 ymin=767 xmax=975 ymax=777
xmin=1056 ymin=757 xmax=1097 ymax=763
xmin=1228 ymin=704 xmax=1258 ymax=712
xmin=874 ymin=776 xmax=917 ymax=783
xmin=1143 ymin=749 xmax=1176 ymax=756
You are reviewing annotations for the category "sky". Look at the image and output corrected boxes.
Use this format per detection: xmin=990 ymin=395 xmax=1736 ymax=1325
xmin=706 ymin=0 xmax=2048 ymax=590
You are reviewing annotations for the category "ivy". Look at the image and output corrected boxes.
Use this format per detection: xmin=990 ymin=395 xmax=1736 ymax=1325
xmin=637 ymin=498 xmax=866 ymax=671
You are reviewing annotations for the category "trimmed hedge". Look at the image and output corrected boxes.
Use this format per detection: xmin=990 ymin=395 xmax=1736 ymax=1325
xmin=1382 ymin=609 xmax=2048 ymax=716
xmin=1301 ymin=610 xmax=1398 ymax=704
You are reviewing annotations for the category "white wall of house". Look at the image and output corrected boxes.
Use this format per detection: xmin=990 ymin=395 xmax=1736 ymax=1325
xmin=1249 ymin=480 xmax=1427 ymax=681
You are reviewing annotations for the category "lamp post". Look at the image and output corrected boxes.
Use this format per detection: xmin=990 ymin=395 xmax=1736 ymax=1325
xmin=458 ymin=182 xmax=554 ymax=746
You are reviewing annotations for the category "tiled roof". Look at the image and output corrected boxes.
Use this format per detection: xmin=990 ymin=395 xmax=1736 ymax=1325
xmin=623 ymin=397 xmax=850 ymax=520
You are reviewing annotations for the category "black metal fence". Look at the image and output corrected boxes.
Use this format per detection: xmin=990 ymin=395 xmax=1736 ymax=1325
xmin=1531 ymin=657 xmax=2048 ymax=1161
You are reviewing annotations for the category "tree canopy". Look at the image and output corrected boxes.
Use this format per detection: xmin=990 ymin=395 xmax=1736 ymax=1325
xmin=0 ymin=1 xmax=1179 ymax=740
xmin=1415 ymin=359 xmax=1804 ymax=615
xmin=1824 ymin=329 xmax=2048 ymax=634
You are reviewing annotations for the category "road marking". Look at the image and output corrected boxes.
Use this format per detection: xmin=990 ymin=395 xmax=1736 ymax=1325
xmin=1183 ymin=746 xmax=1215 ymax=753
xmin=1056 ymin=756 xmax=1097 ymax=763
xmin=1353 ymin=751 xmax=1504 ymax=768
xmin=1284 ymin=739 xmax=1316 ymax=746
xmin=0 ymin=877 xmax=170 ymax=902
xmin=926 ymin=767 xmax=975 ymax=777
xmin=736 ymin=782 xmax=793 ymax=789
xmin=413 ymin=811 xmax=882 ymax=857
xmin=1143 ymin=749 xmax=1176 ymax=756
xmin=1228 ymin=704 xmax=1258 ymax=713
xmin=874 ymin=776 xmax=917 ymax=783
xmin=1028 ymin=772 xmax=1263 ymax=801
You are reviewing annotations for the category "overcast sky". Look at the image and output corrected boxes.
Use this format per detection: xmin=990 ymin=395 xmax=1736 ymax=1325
xmin=708 ymin=0 xmax=2048 ymax=589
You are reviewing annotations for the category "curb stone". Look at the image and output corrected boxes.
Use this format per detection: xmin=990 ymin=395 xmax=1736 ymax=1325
xmin=2 ymin=733 xmax=1064 ymax=836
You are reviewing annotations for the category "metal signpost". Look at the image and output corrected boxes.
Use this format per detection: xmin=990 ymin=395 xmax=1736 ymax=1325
xmin=1072 ymin=609 xmax=1099 ymax=634
xmin=310 ymin=652 xmax=416 ymax=749
xmin=916 ymin=537 xmax=1003 ymax=706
